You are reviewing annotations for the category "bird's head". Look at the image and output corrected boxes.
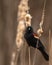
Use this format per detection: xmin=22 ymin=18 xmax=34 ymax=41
xmin=25 ymin=26 xmax=33 ymax=33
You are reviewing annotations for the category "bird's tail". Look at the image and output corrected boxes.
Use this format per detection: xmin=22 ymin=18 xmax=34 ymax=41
xmin=38 ymin=47 xmax=49 ymax=61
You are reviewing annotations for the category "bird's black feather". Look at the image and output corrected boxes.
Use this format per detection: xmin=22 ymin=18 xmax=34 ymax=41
xmin=24 ymin=26 xmax=49 ymax=61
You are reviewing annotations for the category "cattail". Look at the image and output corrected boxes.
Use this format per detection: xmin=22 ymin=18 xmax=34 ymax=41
xmin=11 ymin=0 xmax=32 ymax=65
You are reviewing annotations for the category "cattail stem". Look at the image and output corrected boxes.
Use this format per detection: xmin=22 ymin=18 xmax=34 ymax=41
xmin=49 ymin=29 xmax=51 ymax=65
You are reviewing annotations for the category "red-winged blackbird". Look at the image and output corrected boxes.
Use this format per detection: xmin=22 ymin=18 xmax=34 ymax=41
xmin=24 ymin=26 xmax=49 ymax=61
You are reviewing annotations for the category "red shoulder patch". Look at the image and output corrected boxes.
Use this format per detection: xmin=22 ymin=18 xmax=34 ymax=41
xmin=33 ymin=33 xmax=39 ymax=39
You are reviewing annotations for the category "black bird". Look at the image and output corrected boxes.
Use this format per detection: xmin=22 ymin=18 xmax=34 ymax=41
xmin=24 ymin=26 xmax=49 ymax=61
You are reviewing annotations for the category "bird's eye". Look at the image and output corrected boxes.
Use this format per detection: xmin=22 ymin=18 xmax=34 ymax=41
xmin=28 ymin=28 xmax=31 ymax=30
